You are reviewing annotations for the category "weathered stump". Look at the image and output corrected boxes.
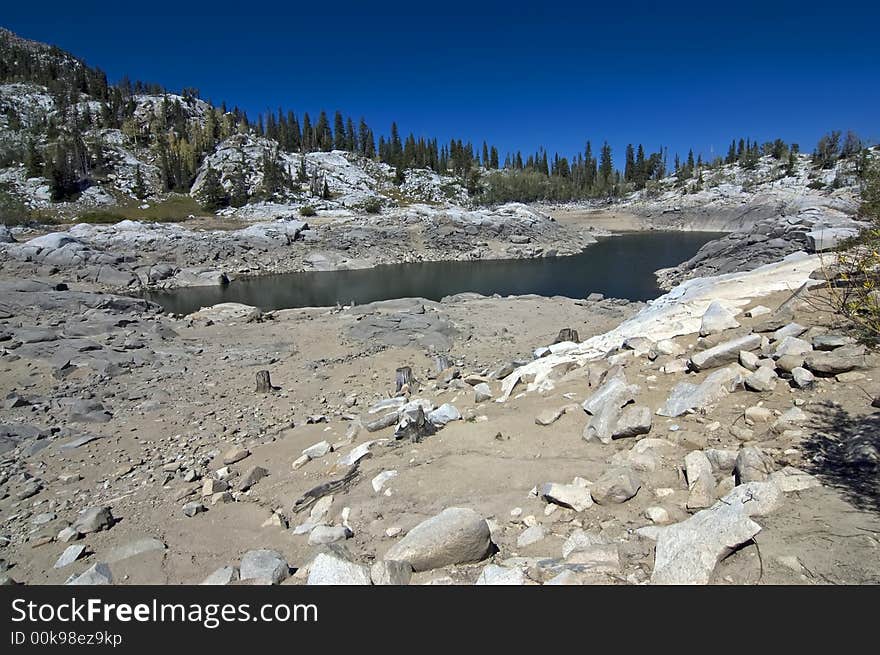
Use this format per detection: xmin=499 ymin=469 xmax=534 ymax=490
xmin=554 ymin=328 xmax=580 ymax=344
xmin=256 ymin=370 xmax=273 ymax=393
xmin=395 ymin=366 xmax=415 ymax=394
xmin=434 ymin=355 xmax=452 ymax=373
xmin=394 ymin=405 xmax=436 ymax=443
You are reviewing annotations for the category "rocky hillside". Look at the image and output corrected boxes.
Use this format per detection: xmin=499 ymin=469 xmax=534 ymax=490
xmin=0 ymin=28 xmax=470 ymax=220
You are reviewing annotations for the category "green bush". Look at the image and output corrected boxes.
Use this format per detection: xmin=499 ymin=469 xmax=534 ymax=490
xmin=0 ymin=184 xmax=32 ymax=226
xmin=362 ymin=197 xmax=382 ymax=214
xmin=299 ymin=205 xmax=317 ymax=217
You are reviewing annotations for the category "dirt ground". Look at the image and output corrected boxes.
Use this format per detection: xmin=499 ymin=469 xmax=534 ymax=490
xmin=2 ymin=276 xmax=878 ymax=585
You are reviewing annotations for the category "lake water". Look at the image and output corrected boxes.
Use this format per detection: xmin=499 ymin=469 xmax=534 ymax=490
xmin=144 ymin=231 xmax=723 ymax=314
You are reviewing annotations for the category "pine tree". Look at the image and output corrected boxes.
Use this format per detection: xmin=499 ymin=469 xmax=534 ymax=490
xmin=24 ymin=138 xmax=42 ymax=178
xmin=333 ymin=111 xmax=346 ymax=150
xmin=599 ymin=142 xmax=613 ymax=189
xmin=199 ymin=164 xmax=228 ymax=211
xmin=624 ymin=144 xmax=635 ymax=182
xmin=131 ymin=165 xmax=147 ymax=199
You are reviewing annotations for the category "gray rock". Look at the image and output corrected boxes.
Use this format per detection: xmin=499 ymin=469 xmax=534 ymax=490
xmin=591 ymin=468 xmax=641 ymax=504
xmin=647 ymin=481 xmax=783 ymax=584
xmin=658 ymin=367 xmax=744 ymax=417
xmin=370 ymin=560 xmax=413 ymax=585
xmin=791 ymin=367 xmax=815 ymax=389
xmin=308 ymin=552 xmax=371 ymax=585
xmin=565 ymin=544 xmax=621 ymax=573
xmin=427 ymin=403 xmax=461 ymax=426
xmin=734 ymin=447 xmax=774 ymax=484
xmin=57 ymin=526 xmax=80 ymax=543
xmin=517 ymin=525 xmax=547 ymax=548
xmin=535 ymin=408 xmax=564 ymax=426
xmin=612 ymin=405 xmax=652 ymax=439
xmin=685 ymin=450 xmax=716 ymax=510
xmin=540 ymin=483 xmax=594 ymax=512
xmin=812 ymin=334 xmax=854 ymax=351
xmin=72 ymin=506 xmax=113 ymax=534
xmin=744 ymin=366 xmax=778 ymax=392
xmin=222 ymin=446 xmax=250 ymax=465
xmin=582 ymin=372 xmax=640 ymax=444
xmin=689 ymin=334 xmax=761 ymax=371
xmin=103 ymin=537 xmax=166 ymax=564
xmin=302 ymin=441 xmax=332 ymax=459
xmin=772 ymin=323 xmax=807 ymax=341
xmin=804 ymin=345 xmax=867 ymax=375
xmin=806 ymin=227 xmax=858 ymax=252
xmin=239 ymin=549 xmax=289 ymax=584
xmin=383 ymin=507 xmax=492 ymax=572
xmin=739 ymin=350 xmax=760 ymax=371
xmin=474 ymin=382 xmax=492 ymax=403
xmin=67 ymin=562 xmax=113 ymax=585
xmin=475 ymin=564 xmax=526 ymax=585
xmin=699 ymin=301 xmax=740 ymax=336
xmin=773 ymin=336 xmax=812 ymax=358
xmin=54 ymin=544 xmax=87 ymax=569
xmin=308 ymin=525 xmax=353 ymax=545
xmin=238 ymin=466 xmax=268 ymax=491
xmin=182 ymin=502 xmax=206 ymax=517
xmin=201 ymin=566 xmax=239 ymax=585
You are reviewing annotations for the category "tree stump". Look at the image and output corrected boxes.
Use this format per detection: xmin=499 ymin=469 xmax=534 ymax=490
xmin=395 ymin=366 xmax=415 ymax=394
xmin=256 ymin=370 xmax=273 ymax=394
xmin=434 ymin=355 xmax=452 ymax=373
xmin=554 ymin=328 xmax=580 ymax=344
xmin=394 ymin=405 xmax=436 ymax=443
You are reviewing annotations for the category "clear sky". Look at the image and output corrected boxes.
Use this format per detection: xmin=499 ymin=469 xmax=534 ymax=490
xmin=4 ymin=0 xmax=878 ymax=165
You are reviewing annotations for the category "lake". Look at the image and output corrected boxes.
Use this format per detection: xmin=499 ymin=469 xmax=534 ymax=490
xmin=144 ymin=231 xmax=723 ymax=314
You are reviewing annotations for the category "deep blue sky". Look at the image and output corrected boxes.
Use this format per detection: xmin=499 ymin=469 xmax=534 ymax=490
xmin=4 ymin=0 xmax=878 ymax=164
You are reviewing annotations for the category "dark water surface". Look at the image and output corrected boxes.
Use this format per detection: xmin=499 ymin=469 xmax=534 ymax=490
xmin=144 ymin=231 xmax=723 ymax=314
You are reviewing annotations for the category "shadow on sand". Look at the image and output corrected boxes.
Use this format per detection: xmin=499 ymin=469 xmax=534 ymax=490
xmin=803 ymin=400 xmax=880 ymax=514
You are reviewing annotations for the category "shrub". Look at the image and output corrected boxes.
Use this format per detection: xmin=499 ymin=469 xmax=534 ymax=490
xmin=362 ymin=197 xmax=382 ymax=214
xmin=816 ymin=158 xmax=880 ymax=341
xmin=299 ymin=205 xmax=317 ymax=217
xmin=0 ymin=184 xmax=32 ymax=226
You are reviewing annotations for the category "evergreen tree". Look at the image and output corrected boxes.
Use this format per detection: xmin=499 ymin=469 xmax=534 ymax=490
xmin=24 ymin=138 xmax=42 ymax=178
xmin=198 ymin=163 xmax=228 ymax=211
xmin=599 ymin=142 xmax=613 ymax=189
xmin=333 ymin=111 xmax=346 ymax=150
xmin=131 ymin=165 xmax=147 ymax=199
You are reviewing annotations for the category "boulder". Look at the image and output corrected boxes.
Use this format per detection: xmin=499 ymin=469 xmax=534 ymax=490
xmin=804 ymin=345 xmax=867 ymax=375
xmin=689 ymin=334 xmax=761 ymax=371
xmin=744 ymin=366 xmax=778 ymax=392
xmin=201 ymin=566 xmax=239 ymax=585
xmin=541 ymin=483 xmax=593 ymax=512
xmin=685 ymin=451 xmax=716 ymax=510
xmin=647 ymin=481 xmax=783 ymax=584
xmin=370 ymin=560 xmax=413 ymax=585
xmin=72 ymin=506 xmax=114 ymax=534
xmin=308 ymin=553 xmax=371 ymax=585
xmin=475 ymin=564 xmax=527 ymax=585
xmin=67 ymin=562 xmax=112 ymax=586
xmin=734 ymin=447 xmax=774 ymax=484
xmin=383 ymin=508 xmax=492 ymax=572
xmin=428 ymin=403 xmax=461 ymax=426
xmin=791 ymin=367 xmax=815 ymax=389
xmin=591 ymin=468 xmax=641 ymax=504
xmin=474 ymin=382 xmax=493 ymax=403
xmin=699 ymin=301 xmax=740 ymax=336
xmin=658 ymin=367 xmax=744 ymax=417
xmin=239 ymin=549 xmax=289 ymax=584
